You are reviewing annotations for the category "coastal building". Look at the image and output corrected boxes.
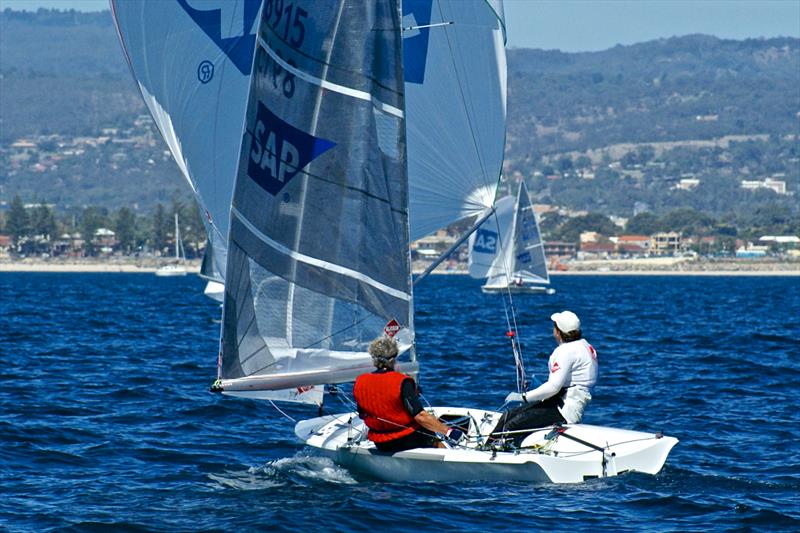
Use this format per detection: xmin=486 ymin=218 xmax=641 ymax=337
xmin=736 ymin=245 xmax=768 ymax=258
xmin=93 ymin=228 xmax=117 ymax=255
xmin=758 ymin=235 xmax=800 ymax=253
xmin=544 ymin=241 xmax=577 ymax=259
xmin=674 ymin=178 xmax=700 ymax=191
xmin=616 ymin=235 xmax=650 ymax=255
xmin=0 ymin=235 xmax=11 ymax=257
xmin=580 ymin=231 xmax=601 ymax=244
xmin=650 ymin=232 xmax=682 ymax=255
xmin=610 ymin=215 xmax=628 ymax=228
xmin=577 ymin=242 xmax=615 ymax=260
xmin=411 ymin=229 xmax=456 ymax=260
xmin=52 ymin=233 xmax=85 ymax=257
xmin=10 ymin=139 xmax=37 ymax=151
xmin=740 ymin=178 xmax=787 ymax=195
xmin=758 ymin=235 xmax=800 ymax=246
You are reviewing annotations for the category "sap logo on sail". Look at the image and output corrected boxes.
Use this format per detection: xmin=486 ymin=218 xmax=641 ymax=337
xmin=402 ymin=0 xmax=433 ymax=84
xmin=248 ymin=102 xmax=335 ymax=196
xmin=473 ymin=229 xmax=498 ymax=254
xmin=178 ymin=0 xmax=261 ymax=75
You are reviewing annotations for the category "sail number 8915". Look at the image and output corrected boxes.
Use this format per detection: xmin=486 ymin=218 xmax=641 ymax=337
xmin=265 ymin=0 xmax=308 ymax=48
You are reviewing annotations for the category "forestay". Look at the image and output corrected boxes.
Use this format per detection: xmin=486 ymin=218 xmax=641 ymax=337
xmin=403 ymin=0 xmax=507 ymax=239
xmin=111 ymin=0 xmax=262 ymax=282
xmin=219 ymin=0 xmax=415 ymax=393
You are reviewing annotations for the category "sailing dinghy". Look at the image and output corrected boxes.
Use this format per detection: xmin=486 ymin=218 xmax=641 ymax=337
xmin=155 ymin=213 xmax=187 ymax=277
xmin=113 ymin=0 xmax=676 ymax=483
xmin=468 ymin=181 xmax=555 ymax=294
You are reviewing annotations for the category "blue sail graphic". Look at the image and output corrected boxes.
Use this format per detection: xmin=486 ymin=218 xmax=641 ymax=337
xmin=246 ymin=102 xmax=336 ymax=196
xmin=177 ymin=0 xmax=261 ymax=75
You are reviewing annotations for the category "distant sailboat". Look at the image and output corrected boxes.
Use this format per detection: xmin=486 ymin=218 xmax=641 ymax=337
xmin=469 ymin=180 xmax=554 ymax=294
xmin=155 ymin=213 xmax=187 ymax=277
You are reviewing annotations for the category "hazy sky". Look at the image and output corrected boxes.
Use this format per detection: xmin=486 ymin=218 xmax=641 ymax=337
xmin=2 ymin=0 xmax=798 ymax=52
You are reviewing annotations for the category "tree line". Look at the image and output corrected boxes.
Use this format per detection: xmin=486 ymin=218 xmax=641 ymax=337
xmin=1 ymin=194 xmax=206 ymax=257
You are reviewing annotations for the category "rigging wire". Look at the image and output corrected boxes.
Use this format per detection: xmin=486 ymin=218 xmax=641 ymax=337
xmin=488 ymin=206 xmax=529 ymax=393
xmin=268 ymin=400 xmax=297 ymax=423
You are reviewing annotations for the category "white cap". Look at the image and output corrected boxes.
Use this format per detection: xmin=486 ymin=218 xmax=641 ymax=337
xmin=550 ymin=311 xmax=580 ymax=333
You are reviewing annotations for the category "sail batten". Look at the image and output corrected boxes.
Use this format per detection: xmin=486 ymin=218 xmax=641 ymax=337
xmin=231 ymin=207 xmax=412 ymax=302
xmin=258 ymin=36 xmax=405 ymax=118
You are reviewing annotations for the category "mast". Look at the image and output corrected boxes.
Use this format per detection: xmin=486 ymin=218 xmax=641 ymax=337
xmin=174 ymin=213 xmax=180 ymax=262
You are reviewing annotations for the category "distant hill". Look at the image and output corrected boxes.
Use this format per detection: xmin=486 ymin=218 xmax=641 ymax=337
xmin=0 ymin=9 xmax=140 ymax=141
xmin=1 ymin=9 xmax=798 ymax=221
xmin=505 ymin=35 xmax=799 ymax=160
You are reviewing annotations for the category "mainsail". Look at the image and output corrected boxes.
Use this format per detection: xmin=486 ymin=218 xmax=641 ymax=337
xmin=512 ymin=181 xmax=549 ymax=284
xmin=111 ymin=0 xmax=262 ymax=282
xmin=403 ymin=0 xmax=507 ymax=240
xmin=219 ymin=0 xmax=415 ymax=392
xmin=469 ymin=181 xmax=549 ymax=286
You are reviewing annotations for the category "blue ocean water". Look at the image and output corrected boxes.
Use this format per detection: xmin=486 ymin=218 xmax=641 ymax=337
xmin=1 ymin=273 xmax=798 ymax=532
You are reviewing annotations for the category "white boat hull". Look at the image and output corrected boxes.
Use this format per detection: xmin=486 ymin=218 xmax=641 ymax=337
xmin=203 ymin=280 xmax=224 ymax=302
xmin=155 ymin=265 xmax=187 ymax=277
xmin=481 ymin=284 xmax=555 ymax=295
xmin=295 ymin=407 xmax=677 ymax=483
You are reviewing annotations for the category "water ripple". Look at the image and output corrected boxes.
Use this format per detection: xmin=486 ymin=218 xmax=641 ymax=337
xmin=1 ymin=273 xmax=798 ymax=531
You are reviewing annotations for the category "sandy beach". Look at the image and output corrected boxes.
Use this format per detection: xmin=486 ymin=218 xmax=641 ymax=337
xmin=410 ymin=257 xmax=800 ymax=276
xmin=0 ymin=259 xmax=201 ymax=274
xmin=1 ymin=258 xmax=797 ymax=276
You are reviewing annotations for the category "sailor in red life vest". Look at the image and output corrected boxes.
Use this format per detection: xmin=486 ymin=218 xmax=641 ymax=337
xmin=353 ymin=336 xmax=463 ymax=453
xmin=488 ymin=310 xmax=598 ymax=446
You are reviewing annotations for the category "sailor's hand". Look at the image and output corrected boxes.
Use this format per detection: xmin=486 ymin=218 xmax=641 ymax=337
xmin=504 ymin=392 xmax=527 ymax=403
xmin=445 ymin=428 xmax=465 ymax=444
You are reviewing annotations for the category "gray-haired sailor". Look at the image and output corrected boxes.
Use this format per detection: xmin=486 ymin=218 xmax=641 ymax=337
xmin=353 ymin=336 xmax=463 ymax=452
xmin=489 ymin=310 xmax=599 ymax=446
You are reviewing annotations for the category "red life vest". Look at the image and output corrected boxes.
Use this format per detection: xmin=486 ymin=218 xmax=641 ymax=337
xmin=353 ymin=371 xmax=420 ymax=443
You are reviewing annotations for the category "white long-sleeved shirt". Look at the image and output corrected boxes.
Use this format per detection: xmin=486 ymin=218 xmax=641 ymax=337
xmin=523 ymin=339 xmax=598 ymax=423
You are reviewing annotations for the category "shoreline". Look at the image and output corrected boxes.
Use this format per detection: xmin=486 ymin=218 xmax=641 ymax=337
xmin=409 ymin=269 xmax=800 ymax=277
xmin=2 ymin=259 xmax=797 ymax=276
xmin=0 ymin=260 xmax=201 ymax=274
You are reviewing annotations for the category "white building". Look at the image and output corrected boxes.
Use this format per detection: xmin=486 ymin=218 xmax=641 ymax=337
xmin=674 ymin=178 xmax=700 ymax=191
xmin=740 ymin=178 xmax=787 ymax=195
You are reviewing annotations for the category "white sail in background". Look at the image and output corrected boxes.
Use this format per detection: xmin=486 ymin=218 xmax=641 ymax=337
xmin=218 ymin=0 xmax=415 ymax=393
xmin=403 ymin=0 xmax=507 ymax=239
xmin=469 ymin=181 xmax=550 ymax=288
xmin=111 ymin=0 xmax=262 ymax=282
xmin=512 ymin=181 xmax=550 ymax=284
xmin=467 ymin=195 xmax=514 ymax=279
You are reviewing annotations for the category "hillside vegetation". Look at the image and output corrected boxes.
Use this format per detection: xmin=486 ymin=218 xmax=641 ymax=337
xmin=1 ymin=9 xmax=798 ymax=232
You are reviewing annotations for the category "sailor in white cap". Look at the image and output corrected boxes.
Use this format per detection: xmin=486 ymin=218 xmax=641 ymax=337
xmin=488 ymin=310 xmax=599 ymax=446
